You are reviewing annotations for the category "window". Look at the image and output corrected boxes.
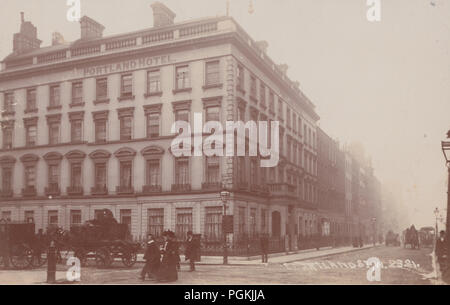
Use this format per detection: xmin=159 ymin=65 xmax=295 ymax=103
xmin=48 ymin=164 xmax=60 ymax=186
xmin=95 ymin=163 xmax=107 ymax=188
xmin=250 ymin=208 xmax=256 ymax=237
xmin=120 ymin=161 xmax=132 ymax=188
xmin=26 ymin=89 xmax=36 ymax=111
xmin=120 ymin=74 xmax=133 ymax=98
xmin=48 ymin=123 xmax=60 ymax=145
xmin=1 ymin=211 xmax=11 ymax=221
xmin=49 ymin=85 xmax=60 ymax=107
xmin=175 ymin=208 xmax=193 ymax=239
xmin=96 ymin=78 xmax=108 ymax=100
xmin=25 ymin=211 xmax=34 ymax=223
xmin=278 ymin=99 xmax=283 ymax=119
xmin=269 ymin=93 xmax=275 ymax=114
xmin=146 ymin=113 xmax=160 ymax=138
xmin=175 ymin=109 xmax=190 ymax=123
xmin=120 ymin=116 xmax=133 ymax=140
xmin=147 ymin=70 xmax=161 ymax=93
xmin=250 ymin=76 xmax=257 ymax=98
xmin=175 ymin=65 xmax=190 ymax=90
xmin=278 ymin=167 xmax=284 ymax=183
xmin=205 ymin=106 xmax=220 ymax=122
xmin=146 ymin=159 xmax=160 ymax=186
xmin=48 ymin=210 xmax=58 ymax=227
xmin=205 ymin=156 xmax=220 ymax=183
xmin=3 ymin=93 xmax=15 ymax=113
xmin=237 ymin=65 xmax=244 ymax=89
xmin=71 ymin=120 xmax=83 ymax=142
xmin=25 ymin=166 xmax=36 ymax=187
xmin=237 ymin=106 xmax=245 ymax=122
xmin=2 ymin=126 xmax=13 ymax=149
xmin=72 ymin=82 xmax=83 ymax=104
xmin=286 ymin=108 xmax=291 ymax=128
xmin=260 ymin=84 xmax=266 ymax=106
xmin=261 ymin=209 xmax=267 ymax=233
xmin=95 ymin=120 xmax=107 ymax=143
xmin=175 ymin=158 xmax=189 ymax=185
xmin=148 ymin=208 xmax=164 ymax=237
xmin=1 ymin=167 xmax=12 ymax=191
xmin=205 ymin=207 xmax=222 ymax=240
xmin=205 ymin=61 xmax=220 ymax=86
xmin=238 ymin=207 xmax=246 ymax=236
xmin=120 ymin=209 xmax=132 ymax=233
xmin=238 ymin=157 xmax=246 ymax=183
xmin=293 ymin=113 xmax=297 ymax=133
xmin=70 ymin=163 xmax=82 ymax=188
xmin=70 ymin=210 xmax=82 ymax=227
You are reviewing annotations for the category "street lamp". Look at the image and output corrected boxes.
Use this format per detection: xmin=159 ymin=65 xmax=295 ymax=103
xmin=220 ymin=190 xmax=231 ymax=265
xmin=441 ymin=131 xmax=450 ymax=235
xmin=434 ymin=207 xmax=440 ymax=241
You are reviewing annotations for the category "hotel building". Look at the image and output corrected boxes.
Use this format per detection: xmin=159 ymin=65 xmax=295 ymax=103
xmin=0 ymin=3 xmax=321 ymax=245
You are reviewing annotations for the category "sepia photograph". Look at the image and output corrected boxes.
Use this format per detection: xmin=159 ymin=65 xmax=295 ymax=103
xmin=0 ymin=0 xmax=449 ymax=291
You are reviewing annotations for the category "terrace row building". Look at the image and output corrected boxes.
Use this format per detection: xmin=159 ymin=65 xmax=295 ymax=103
xmin=0 ymin=3 xmax=380 ymax=248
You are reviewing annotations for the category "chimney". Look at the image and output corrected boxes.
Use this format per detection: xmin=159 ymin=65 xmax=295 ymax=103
xmin=151 ymin=2 xmax=176 ymax=27
xmin=79 ymin=16 xmax=105 ymax=40
xmin=255 ymin=41 xmax=268 ymax=53
xmin=277 ymin=64 xmax=288 ymax=74
xmin=52 ymin=32 xmax=65 ymax=46
xmin=13 ymin=12 xmax=42 ymax=55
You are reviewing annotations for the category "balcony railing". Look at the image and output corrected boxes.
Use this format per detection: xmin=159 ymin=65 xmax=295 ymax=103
xmin=268 ymin=183 xmax=297 ymax=197
xmin=171 ymin=184 xmax=192 ymax=192
xmin=67 ymin=186 xmax=83 ymax=196
xmin=0 ymin=189 xmax=13 ymax=198
xmin=91 ymin=185 xmax=108 ymax=195
xmin=22 ymin=186 xmax=36 ymax=197
xmin=116 ymin=186 xmax=134 ymax=195
xmin=45 ymin=183 xmax=60 ymax=196
xmin=201 ymin=182 xmax=221 ymax=191
xmin=142 ymin=185 xmax=162 ymax=194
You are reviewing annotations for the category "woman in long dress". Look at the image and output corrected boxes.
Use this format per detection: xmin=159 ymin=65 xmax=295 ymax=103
xmin=157 ymin=230 xmax=178 ymax=282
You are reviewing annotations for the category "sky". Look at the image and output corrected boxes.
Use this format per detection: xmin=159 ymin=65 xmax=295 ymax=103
xmin=0 ymin=0 xmax=449 ymax=229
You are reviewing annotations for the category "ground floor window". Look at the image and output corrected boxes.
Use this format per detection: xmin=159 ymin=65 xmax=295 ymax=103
xmin=24 ymin=211 xmax=34 ymax=223
xmin=204 ymin=207 xmax=222 ymax=240
xmin=48 ymin=210 xmax=58 ymax=228
xmin=175 ymin=208 xmax=193 ymax=239
xmin=120 ymin=209 xmax=132 ymax=234
xmin=148 ymin=208 xmax=164 ymax=237
xmin=70 ymin=210 xmax=82 ymax=227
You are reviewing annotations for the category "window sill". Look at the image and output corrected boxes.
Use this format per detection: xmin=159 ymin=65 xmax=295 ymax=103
xmin=202 ymin=83 xmax=223 ymax=90
xmin=67 ymin=187 xmax=84 ymax=196
xmin=94 ymin=98 xmax=110 ymax=105
xmin=24 ymin=108 xmax=38 ymax=114
xmin=142 ymin=185 xmax=162 ymax=193
xmin=47 ymin=105 xmax=62 ymax=111
xmin=116 ymin=186 xmax=135 ymax=195
xmin=172 ymin=88 xmax=192 ymax=94
xmin=118 ymin=95 xmax=135 ymax=102
xmin=1 ymin=111 xmax=15 ymax=117
xmin=144 ymin=92 xmax=163 ymax=98
xmin=69 ymin=102 xmax=85 ymax=108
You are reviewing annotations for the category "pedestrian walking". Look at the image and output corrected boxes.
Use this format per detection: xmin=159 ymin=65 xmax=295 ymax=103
xmin=185 ymin=231 xmax=198 ymax=271
xmin=140 ymin=234 xmax=161 ymax=281
xmin=157 ymin=230 xmax=178 ymax=282
xmin=436 ymin=230 xmax=447 ymax=273
xmin=260 ymin=233 xmax=269 ymax=263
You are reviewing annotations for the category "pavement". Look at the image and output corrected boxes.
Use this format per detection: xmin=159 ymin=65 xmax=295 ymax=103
xmin=148 ymin=244 xmax=375 ymax=266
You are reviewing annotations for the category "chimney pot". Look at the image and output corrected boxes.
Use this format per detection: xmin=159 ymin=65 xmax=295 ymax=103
xmin=151 ymin=2 xmax=176 ymax=27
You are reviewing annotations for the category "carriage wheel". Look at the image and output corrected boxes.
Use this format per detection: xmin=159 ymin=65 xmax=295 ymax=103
xmin=121 ymin=250 xmax=137 ymax=267
xmin=31 ymin=248 xmax=47 ymax=268
xmin=95 ymin=247 xmax=112 ymax=268
xmin=10 ymin=245 xmax=33 ymax=269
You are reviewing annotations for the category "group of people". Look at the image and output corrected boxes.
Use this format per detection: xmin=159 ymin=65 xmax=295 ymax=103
xmin=436 ymin=230 xmax=448 ymax=274
xmin=140 ymin=230 xmax=199 ymax=282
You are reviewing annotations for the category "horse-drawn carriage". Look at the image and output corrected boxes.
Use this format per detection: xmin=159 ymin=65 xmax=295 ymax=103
xmin=385 ymin=230 xmax=400 ymax=246
xmin=0 ymin=219 xmax=46 ymax=269
xmin=403 ymin=225 xmax=420 ymax=249
xmin=52 ymin=209 xmax=140 ymax=268
xmin=418 ymin=226 xmax=435 ymax=248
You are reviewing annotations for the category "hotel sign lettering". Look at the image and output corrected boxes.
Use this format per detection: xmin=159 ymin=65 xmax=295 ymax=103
xmin=80 ymin=55 xmax=173 ymax=77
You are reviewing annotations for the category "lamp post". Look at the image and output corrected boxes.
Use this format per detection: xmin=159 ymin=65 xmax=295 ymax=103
xmin=434 ymin=207 xmax=440 ymax=241
xmin=220 ymin=190 xmax=230 ymax=265
xmin=441 ymin=130 xmax=450 ymax=266
xmin=371 ymin=217 xmax=377 ymax=246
